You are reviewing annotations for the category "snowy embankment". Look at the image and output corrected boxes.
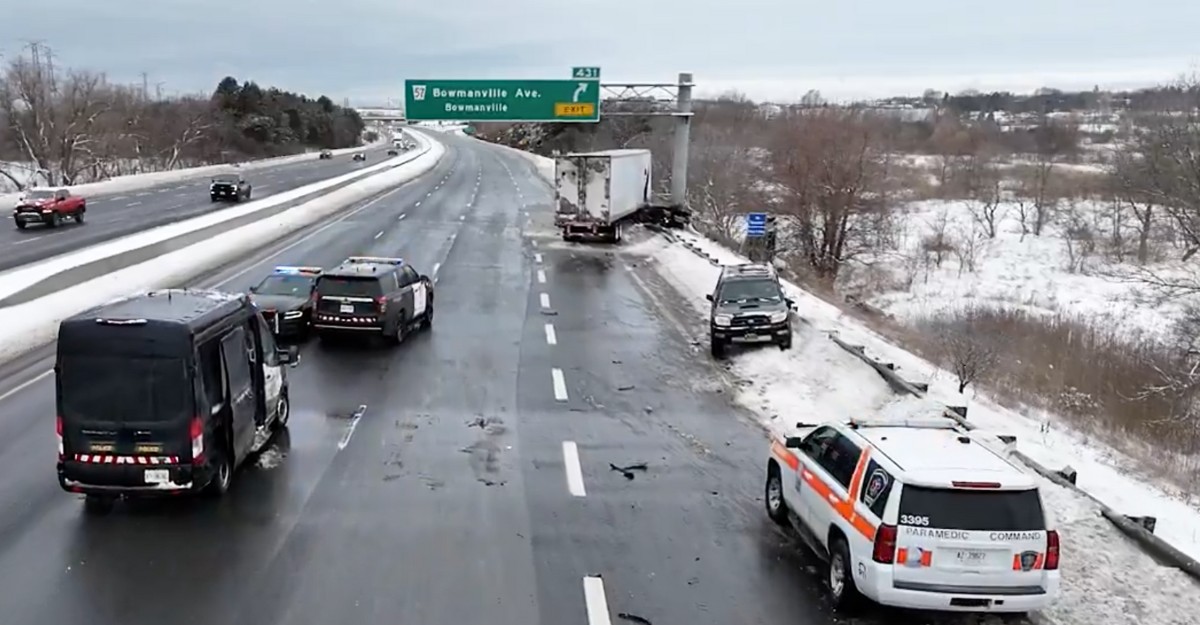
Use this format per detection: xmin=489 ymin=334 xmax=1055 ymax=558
xmin=515 ymin=148 xmax=1200 ymax=624
xmin=0 ymin=137 xmax=385 ymax=206
xmin=0 ymin=132 xmax=444 ymax=363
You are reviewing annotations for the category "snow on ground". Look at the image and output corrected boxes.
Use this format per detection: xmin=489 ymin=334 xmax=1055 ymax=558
xmin=856 ymin=199 xmax=1190 ymax=341
xmin=0 ymin=137 xmax=385 ymax=205
xmin=643 ymin=229 xmax=1200 ymax=625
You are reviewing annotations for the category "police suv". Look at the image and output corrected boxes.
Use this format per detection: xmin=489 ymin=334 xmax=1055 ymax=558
xmin=764 ymin=417 xmax=1060 ymax=615
xmin=311 ymin=256 xmax=433 ymax=343
xmin=249 ymin=266 xmax=322 ymax=338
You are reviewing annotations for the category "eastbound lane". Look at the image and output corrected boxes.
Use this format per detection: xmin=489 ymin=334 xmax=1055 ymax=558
xmin=0 ymin=145 xmax=394 ymax=271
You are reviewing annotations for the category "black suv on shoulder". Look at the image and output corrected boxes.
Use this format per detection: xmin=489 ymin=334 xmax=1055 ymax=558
xmin=311 ymin=256 xmax=434 ymax=344
xmin=210 ymin=173 xmax=251 ymax=202
xmin=706 ymin=263 xmax=794 ymax=359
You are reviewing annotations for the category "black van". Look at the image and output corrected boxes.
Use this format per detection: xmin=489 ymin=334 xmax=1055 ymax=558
xmin=55 ymin=289 xmax=299 ymax=514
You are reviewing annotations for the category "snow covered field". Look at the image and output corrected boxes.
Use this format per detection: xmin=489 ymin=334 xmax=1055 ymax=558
xmin=855 ymin=198 xmax=1190 ymax=341
xmin=516 ymin=147 xmax=1199 ymax=623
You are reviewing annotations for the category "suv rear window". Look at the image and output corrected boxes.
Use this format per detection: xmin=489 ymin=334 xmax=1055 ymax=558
xmin=898 ymin=485 xmax=1045 ymax=531
xmin=316 ymin=276 xmax=383 ymax=298
xmin=717 ymin=278 xmax=782 ymax=304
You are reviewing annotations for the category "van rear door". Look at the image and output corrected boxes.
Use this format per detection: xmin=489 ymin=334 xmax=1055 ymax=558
xmin=892 ymin=484 xmax=1050 ymax=594
xmin=58 ymin=354 xmax=193 ymax=466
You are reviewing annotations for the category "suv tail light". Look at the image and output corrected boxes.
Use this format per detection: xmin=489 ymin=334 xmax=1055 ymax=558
xmin=190 ymin=417 xmax=205 ymax=464
xmin=375 ymin=296 xmax=387 ymax=313
xmin=56 ymin=416 xmax=63 ymax=461
xmin=1045 ymin=530 xmax=1060 ymax=570
xmin=872 ymin=523 xmax=897 ymax=563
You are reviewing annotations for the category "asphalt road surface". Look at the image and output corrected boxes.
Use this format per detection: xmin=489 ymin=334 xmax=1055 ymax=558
xmin=0 ymin=132 xmax=1023 ymax=625
xmin=0 ymin=145 xmax=393 ymax=271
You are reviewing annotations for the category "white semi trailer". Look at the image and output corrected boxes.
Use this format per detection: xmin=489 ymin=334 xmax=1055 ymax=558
xmin=553 ymin=149 xmax=689 ymax=243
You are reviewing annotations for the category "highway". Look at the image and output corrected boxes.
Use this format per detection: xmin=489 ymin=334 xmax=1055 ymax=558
xmin=0 ymin=145 xmax=393 ymax=271
xmin=0 ymin=132 xmax=1011 ymax=625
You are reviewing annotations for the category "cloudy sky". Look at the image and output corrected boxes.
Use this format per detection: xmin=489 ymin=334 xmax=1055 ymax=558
xmin=5 ymin=1 xmax=1199 ymax=103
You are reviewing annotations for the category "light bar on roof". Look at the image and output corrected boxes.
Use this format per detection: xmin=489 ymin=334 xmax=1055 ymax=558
xmin=272 ymin=266 xmax=322 ymax=275
xmin=346 ymin=256 xmax=404 ymax=265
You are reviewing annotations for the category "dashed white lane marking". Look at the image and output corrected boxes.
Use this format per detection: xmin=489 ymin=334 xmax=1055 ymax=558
xmin=415 ymin=201 xmax=421 ymax=207
xmin=531 ymin=240 xmax=539 ymax=248
xmin=426 ymin=191 xmax=432 ymax=197
xmin=338 ymin=404 xmax=367 ymax=450
xmin=111 ymin=195 xmax=128 ymax=201
xmin=398 ymin=213 xmax=406 ymax=221
xmin=583 ymin=577 xmax=612 ymax=625
xmin=0 ymin=369 xmax=53 ymax=404
xmin=126 ymin=201 xmax=142 ymax=207
xmin=433 ymin=262 xmax=441 ymax=276
xmin=540 ymin=292 xmax=551 ymax=309
xmin=536 ymin=269 xmax=546 ymax=284
xmin=374 ymin=230 xmax=384 ymax=239
xmin=544 ymin=323 xmax=557 ymax=345
xmin=534 ymin=253 xmax=543 ymax=263
xmin=460 ymin=215 xmax=466 ymax=221
xmin=562 ymin=441 xmax=586 ymax=497
xmin=136 ymin=191 xmax=151 ymax=197
xmin=551 ymin=368 xmax=568 ymax=401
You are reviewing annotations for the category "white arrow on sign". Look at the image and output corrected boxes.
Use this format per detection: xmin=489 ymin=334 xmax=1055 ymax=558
xmin=572 ymin=82 xmax=588 ymax=103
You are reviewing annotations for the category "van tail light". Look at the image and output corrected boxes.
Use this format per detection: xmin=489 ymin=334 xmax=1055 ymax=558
xmin=190 ymin=417 xmax=205 ymax=464
xmin=375 ymin=296 xmax=387 ymax=313
xmin=1045 ymin=530 xmax=1060 ymax=570
xmin=56 ymin=416 xmax=64 ymax=461
xmin=872 ymin=523 xmax=898 ymax=563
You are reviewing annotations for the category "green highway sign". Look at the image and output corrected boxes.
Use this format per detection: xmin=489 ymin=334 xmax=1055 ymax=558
xmin=404 ymin=79 xmax=601 ymax=123
xmin=572 ymin=66 xmax=601 ymax=80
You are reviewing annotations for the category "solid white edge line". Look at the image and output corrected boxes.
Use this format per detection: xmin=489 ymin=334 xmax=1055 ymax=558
xmin=534 ymin=253 xmax=542 ymax=263
xmin=582 ymin=576 xmax=612 ymax=625
xmin=433 ymin=262 xmax=441 ymax=276
xmin=0 ymin=369 xmax=53 ymax=404
xmin=536 ymin=269 xmax=546 ymax=284
xmin=544 ymin=323 xmax=557 ymax=345
xmin=562 ymin=441 xmax=586 ymax=497
xmin=551 ymin=368 xmax=568 ymax=401
xmin=540 ymin=292 xmax=550 ymax=308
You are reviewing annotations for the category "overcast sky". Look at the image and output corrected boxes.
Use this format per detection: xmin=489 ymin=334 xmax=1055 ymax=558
xmin=5 ymin=1 xmax=1199 ymax=103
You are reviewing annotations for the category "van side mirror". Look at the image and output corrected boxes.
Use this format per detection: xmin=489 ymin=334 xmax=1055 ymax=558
xmin=277 ymin=346 xmax=300 ymax=367
xmin=248 ymin=285 xmax=258 ymax=293
xmin=784 ymin=436 xmax=804 ymax=449
xmin=705 ymin=293 xmax=713 ymax=302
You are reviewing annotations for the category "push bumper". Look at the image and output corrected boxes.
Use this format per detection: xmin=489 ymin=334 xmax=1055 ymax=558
xmin=262 ymin=311 xmax=309 ymax=337
xmin=711 ymin=321 xmax=791 ymax=344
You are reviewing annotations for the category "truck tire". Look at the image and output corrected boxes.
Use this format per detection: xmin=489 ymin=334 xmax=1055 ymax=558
xmin=14 ymin=220 xmax=25 ymax=230
xmin=47 ymin=213 xmax=60 ymax=228
xmin=710 ymin=337 xmax=727 ymax=360
xmin=74 ymin=209 xmax=85 ymax=224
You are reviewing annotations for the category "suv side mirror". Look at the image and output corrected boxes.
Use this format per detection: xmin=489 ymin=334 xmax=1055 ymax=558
xmin=277 ymin=345 xmax=300 ymax=367
xmin=705 ymin=293 xmax=713 ymax=302
xmin=784 ymin=436 xmax=804 ymax=449
xmin=785 ymin=297 xmax=795 ymax=310
xmin=248 ymin=285 xmax=258 ymax=293
xmin=420 ymin=274 xmax=430 ymax=283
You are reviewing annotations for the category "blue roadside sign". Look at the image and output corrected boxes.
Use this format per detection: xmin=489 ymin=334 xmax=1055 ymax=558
xmin=746 ymin=212 xmax=768 ymax=238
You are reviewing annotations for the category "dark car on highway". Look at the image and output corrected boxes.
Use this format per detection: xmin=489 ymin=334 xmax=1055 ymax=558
xmin=210 ymin=173 xmax=252 ymax=202
xmin=352 ymin=153 xmax=367 ymax=162
xmin=311 ymin=256 xmax=433 ymax=344
xmin=249 ymin=266 xmax=322 ymax=339
xmin=707 ymin=263 xmax=794 ymax=359
xmin=318 ymin=149 xmax=333 ymax=160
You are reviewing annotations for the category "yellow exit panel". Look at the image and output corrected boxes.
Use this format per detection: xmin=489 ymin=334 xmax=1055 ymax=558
xmin=554 ymin=102 xmax=595 ymax=117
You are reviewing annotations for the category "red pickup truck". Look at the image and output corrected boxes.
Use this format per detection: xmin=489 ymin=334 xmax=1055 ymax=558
xmin=13 ymin=188 xmax=86 ymax=230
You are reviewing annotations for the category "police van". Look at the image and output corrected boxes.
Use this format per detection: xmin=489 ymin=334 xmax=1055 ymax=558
xmin=55 ymin=289 xmax=299 ymax=514
xmin=764 ymin=417 xmax=1060 ymax=615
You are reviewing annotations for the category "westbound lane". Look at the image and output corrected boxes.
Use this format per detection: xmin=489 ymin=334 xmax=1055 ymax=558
xmin=0 ymin=145 xmax=394 ymax=271
xmin=0 ymin=139 xmax=469 ymax=625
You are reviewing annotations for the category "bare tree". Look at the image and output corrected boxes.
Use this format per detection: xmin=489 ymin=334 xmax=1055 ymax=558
xmin=952 ymin=224 xmax=985 ymax=275
xmin=936 ymin=314 xmax=1000 ymax=393
xmin=1059 ymin=201 xmax=1096 ymax=273
xmin=1021 ymin=117 xmax=1080 ymax=236
xmin=962 ymin=148 xmax=1005 ymax=238
xmin=768 ymin=108 xmax=891 ymax=283
xmin=921 ymin=206 xmax=955 ymax=268
xmin=1110 ymin=146 xmax=1158 ymax=263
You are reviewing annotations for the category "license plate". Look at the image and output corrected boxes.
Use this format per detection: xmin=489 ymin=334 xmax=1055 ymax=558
xmin=144 ymin=469 xmax=169 ymax=484
xmin=955 ymin=549 xmax=989 ymax=564
xmin=339 ymin=304 xmax=354 ymax=313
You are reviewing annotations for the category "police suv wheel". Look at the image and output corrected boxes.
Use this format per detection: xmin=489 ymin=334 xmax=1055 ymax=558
xmin=422 ymin=301 xmax=434 ymax=330
xmin=274 ymin=393 xmax=290 ymax=429
xmin=828 ymin=538 xmax=862 ymax=611
xmin=765 ymin=466 xmax=789 ymax=526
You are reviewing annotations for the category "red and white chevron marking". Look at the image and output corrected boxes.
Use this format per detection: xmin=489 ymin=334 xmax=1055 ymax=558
xmin=74 ymin=454 xmax=181 ymax=465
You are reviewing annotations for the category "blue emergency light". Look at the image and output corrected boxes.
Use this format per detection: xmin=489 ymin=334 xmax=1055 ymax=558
xmin=346 ymin=256 xmax=404 ymax=266
xmin=272 ymin=265 xmax=322 ymax=275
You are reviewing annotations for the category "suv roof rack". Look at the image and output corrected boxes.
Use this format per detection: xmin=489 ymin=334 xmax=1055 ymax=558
xmin=723 ymin=262 xmax=775 ymax=276
xmin=846 ymin=417 xmax=960 ymax=430
xmin=345 ymin=256 xmax=404 ymax=266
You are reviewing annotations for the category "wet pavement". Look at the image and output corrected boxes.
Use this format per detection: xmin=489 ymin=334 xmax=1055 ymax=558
xmin=0 ymin=132 xmax=1026 ymax=625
